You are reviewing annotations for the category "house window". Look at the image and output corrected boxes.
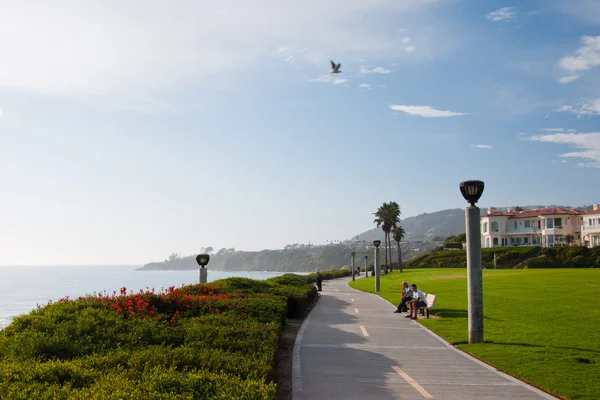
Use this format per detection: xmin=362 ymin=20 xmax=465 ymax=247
xmin=483 ymin=222 xmax=488 ymax=233
xmin=547 ymin=218 xmax=554 ymax=229
xmin=525 ymin=220 xmax=531 ymax=228
xmin=538 ymin=220 xmax=541 ymax=229
xmin=547 ymin=235 xmax=555 ymax=245
xmin=554 ymin=218 xmax=562 ymax=228
xmin=491 ymin=221 xmax=499 ymax=232
xmin=555 ymin=235 xmax=563 ymax=243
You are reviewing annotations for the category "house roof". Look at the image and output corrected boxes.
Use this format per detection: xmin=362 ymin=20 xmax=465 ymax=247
xmin=484 ymin=207 xmax=583 ymax=219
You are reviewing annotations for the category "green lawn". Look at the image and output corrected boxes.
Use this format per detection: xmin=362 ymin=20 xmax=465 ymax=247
xmin=349 ymin=268 xmax=600 ymax=400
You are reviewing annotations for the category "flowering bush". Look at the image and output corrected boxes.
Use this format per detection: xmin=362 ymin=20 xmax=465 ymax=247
xmin=0 ymin=271 xmax=342 ymax=398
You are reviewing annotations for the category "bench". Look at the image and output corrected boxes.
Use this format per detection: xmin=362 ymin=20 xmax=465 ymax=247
xmin=417 ymin=293 xmax=436 ymax=318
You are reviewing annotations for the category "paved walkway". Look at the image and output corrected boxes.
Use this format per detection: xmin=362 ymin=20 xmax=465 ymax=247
xmin=292 ymin=276 xmax=556 ymax=400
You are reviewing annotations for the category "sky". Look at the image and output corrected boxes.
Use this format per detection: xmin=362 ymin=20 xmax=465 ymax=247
xmin=1 ymin=0 xmax=599 ymax=265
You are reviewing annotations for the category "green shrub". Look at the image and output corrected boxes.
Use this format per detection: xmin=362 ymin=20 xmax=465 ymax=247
xmin=527 ymin=255 xmax=551 ymax=269
xmin=444 ymin=242 xmax=463 ymax=250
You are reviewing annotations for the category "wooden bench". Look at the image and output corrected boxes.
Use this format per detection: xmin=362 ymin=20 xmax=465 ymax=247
xmin=417 ymin=293 xmax=437 ymax=318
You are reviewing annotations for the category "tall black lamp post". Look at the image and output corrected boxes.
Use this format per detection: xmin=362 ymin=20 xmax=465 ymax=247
xmin=364 ymin=255 xmax=368 ymax=277
xmin=196 ymin=254 xmax=210 ymax=284
xmin=351 ymin=251 xmax=356 ymax=281
xmin=459 ymin=180 xmax=485 ymax=344
xmin=373 ymin=240 xmax=381 ymax=292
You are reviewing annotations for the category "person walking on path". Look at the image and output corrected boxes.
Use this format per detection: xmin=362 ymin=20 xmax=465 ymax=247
xmin=405 ymin=284 xmax=427 ymax=320
xmin=315 ymin=269 xmax=323 ymax=291
xmin=394 ymin=281 xmax=413 ymax=313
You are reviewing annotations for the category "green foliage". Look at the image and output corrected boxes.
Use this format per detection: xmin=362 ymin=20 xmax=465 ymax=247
xmin=350 ymin=268 xmax=600 ymax=400
xmin=405 ymin=244 xmax=599 ymax=269
xmin=0 ymin=271 xmax=339 ymax=398
xmin=443 ymin=242 xmax=463 ymax=250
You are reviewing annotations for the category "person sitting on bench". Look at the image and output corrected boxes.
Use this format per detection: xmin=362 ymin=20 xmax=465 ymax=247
xmin=405 ymin=284 xmax=427 ymax=320
xmin=394 ymin=281 xmax=413 ymax=313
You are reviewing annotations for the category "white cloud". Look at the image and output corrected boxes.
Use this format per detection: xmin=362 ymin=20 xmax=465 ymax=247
xmin=528 ymin=131 xmax=600 ymax=168
xmin=402 ymin=37 xmax=411 ymax=44
xmin=470 ymin=144 xmax=493 ymax=150
xmin=558 ymin=36 xmax=600 ymax=78
xmin=557 ymin=105 xmax=573 ymax=112
xmin=542 ymin=128 xmax=565 ymax=132
xmin=0 ymin=1 xmax=448 ymax=99
xmin=556 ymin=99 xmax=600 ymax=118
xmin=405 ymin=46 xmax=416 ymax=53
xmin=310 ymin=75 xmax=348 ymax=86
xmin=484 ymin=6 xmax=537 ymax=24
xmin=558 ymin=75 xmax=580 ymax=84
xmin=485 ymin=7 xmax=518 ymax=22
xmin=358 ymin=83 xmax=371 ymax=89
xmin=360 ymin=66 xmax=392 ymax=74
xmin=390 ymin=104 xmax=468 ymax=117
xmin=0 ymin=108 xmax=3 ymax=118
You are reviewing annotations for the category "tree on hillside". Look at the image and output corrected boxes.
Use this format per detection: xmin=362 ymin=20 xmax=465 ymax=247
xmin=168 ymin=252 xmax=181 ymax=261
xmin=205 ymin=247 xmax=214 ymax=254
xmin=392 ymin=224 xmax=406 ymax=272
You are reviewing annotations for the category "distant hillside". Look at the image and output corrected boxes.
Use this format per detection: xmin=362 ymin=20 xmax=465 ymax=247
xmin=139 ymin=241 xmax=440 ymax=272
xmin=355 ymin=208 xmax=466 ymax=242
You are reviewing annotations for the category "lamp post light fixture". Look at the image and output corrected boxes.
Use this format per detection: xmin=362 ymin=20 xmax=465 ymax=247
xmin=196 ymin=254 xmax=210 ymax=284
xmin=373 ymin=240 xmax=381 ymax=292
xmin=364 ymin=255 xmax=368 ymax=278
xmin=351 ymin=252 xmax=356 ymax=281
xmin=459 ymin=180 xmax=485 ymax=344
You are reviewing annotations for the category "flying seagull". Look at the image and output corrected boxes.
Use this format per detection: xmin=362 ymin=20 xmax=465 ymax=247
xmin=330 ymin=60 xmax=342 ymax=74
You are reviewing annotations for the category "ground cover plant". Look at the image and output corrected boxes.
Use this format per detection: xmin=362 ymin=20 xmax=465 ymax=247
xmin=405 ymin=245 xmax=600 ymax=269
xmin=0 ymin=271 xmax=332 ymax=399
xmin=349 ymin=268 xmax=600 ymax=400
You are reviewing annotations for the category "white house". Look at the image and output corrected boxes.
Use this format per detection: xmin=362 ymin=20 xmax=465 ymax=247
xmin=480 ymin=206 xmax=591 ymax=248
xmin=582 ymin=205 xmax=600 ymax=248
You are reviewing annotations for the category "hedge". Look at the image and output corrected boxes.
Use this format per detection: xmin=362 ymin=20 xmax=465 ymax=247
xmin=0 ymin=271 xmax=334 ymax=399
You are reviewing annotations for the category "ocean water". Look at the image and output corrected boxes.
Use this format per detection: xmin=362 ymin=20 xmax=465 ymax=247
xmin=0 ymin=265 xmax=286 ymax=330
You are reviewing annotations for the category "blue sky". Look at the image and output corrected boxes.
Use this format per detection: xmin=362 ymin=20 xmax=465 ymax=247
xmin=1 ymin=0 xmax=599 ymax=265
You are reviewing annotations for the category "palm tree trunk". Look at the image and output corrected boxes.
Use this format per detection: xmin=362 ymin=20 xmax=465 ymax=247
xmin=397 ymin=240 xmax=402 ymax=272
xmin=388 ymin=233 xmax=394 ymax=272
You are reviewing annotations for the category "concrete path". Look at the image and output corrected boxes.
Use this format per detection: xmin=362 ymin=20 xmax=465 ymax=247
xmin=292 ymin=276 xmax=556 ymax=400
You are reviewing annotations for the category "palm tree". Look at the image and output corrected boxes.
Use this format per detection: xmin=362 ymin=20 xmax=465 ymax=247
xmin=374 ymin=202 xmax=401 ymax=273
xmin=386 ymin=202 xmax=401 ymax=271
xmin=374 ymin=202 xmax=390 ymax=273
xmin=392 ymin=224 xmax=406 ymax=272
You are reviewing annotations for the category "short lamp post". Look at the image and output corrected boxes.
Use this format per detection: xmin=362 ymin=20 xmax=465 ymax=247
xmin=373 ymin=240 xmax=381 ymax=292
xmin=351 ymin=252 xmax=356 ymax=281
xmin=364 ymin=255 xmax=368 ymax=278
xmin=196 ymin=254 xmax=210 ymax=284
xmin=459 ymin=180 xmax=485 ymax=344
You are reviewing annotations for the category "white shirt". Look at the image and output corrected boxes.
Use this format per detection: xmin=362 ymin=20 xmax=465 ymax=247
xmin=413 ymin=289 xmax=426 ymax=302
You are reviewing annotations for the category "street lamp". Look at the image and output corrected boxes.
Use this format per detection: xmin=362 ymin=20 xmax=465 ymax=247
xmin=196 ymin=254 xmax=210 ymax=284
xmin=373 ymin=240 xmax=381 ymax=292
xmin=459 ymin=180 xmax=485 ymax=344
xmin=351 ymin=252 xmax=356 ymax=281
xmin=364 ymin=255 xmax=368 ymax=277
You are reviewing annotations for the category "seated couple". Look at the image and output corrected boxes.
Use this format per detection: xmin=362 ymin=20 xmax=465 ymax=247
xmin=393 ymin=282 xmax=427 ymax=320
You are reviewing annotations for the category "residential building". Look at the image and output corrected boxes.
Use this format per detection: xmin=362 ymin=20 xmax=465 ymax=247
xmin=582 ymin=205 xmax=600 ymax=248
xmin=480 ymin=206 xmax=593 ymax=248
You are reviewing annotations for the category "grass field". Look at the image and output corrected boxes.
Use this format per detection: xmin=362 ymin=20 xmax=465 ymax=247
xmin=349 ymin=268 xmax=600 ymax=400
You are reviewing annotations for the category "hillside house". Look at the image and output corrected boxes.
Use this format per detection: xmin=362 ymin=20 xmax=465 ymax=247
xmin=480 ymin=205 xmax=600 ymax=248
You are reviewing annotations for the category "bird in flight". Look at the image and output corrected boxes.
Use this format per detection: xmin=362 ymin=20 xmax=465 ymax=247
xmin=330 ymin=60 xmax=342 ymax=74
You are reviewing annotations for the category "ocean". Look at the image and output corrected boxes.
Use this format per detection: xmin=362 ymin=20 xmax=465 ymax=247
xmin=0 ymin=265 xmax=287 ymax=330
